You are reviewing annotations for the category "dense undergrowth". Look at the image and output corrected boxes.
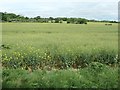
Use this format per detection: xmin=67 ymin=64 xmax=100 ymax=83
xmin=2 ymin=47 xmax=119 ymax=88
xmin=2 ymin=46 xmax=118 ymax=71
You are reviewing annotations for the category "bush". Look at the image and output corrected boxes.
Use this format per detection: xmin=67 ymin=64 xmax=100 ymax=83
xmin=2 ymin=48 xmax=118 ymax=70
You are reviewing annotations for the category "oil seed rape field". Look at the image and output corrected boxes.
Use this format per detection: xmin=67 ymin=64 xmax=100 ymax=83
xmin=1 ymin=22 xmax=119 ymax=88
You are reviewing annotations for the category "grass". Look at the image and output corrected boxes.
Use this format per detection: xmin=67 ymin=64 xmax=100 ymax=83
xmin=2 ymin=22 xmax=118 ymax=50
xmin=1 ymin=22 xmax=118 ymax=88
xmin=2 ymin=62 xmax=118 ymax=88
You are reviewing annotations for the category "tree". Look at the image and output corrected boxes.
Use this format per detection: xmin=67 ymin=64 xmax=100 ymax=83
xmin=34 ymin=16 xmax=41 ymax=22
xmin=1 ymin=12 xmax=7 ymax=21
xmin=49 ymin=17 xmax=53 ymax=20
xmin=61 ymin=17 xmax=67 ymax=21
xmin=54 ymin=18 xmax=59 ymax=23
xmin=0 ymin=12 xmax=89 ymax=24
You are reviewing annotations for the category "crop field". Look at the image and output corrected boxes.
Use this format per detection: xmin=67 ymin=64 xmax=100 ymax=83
xmin=1 ymin=22 xmax=119 ymax=88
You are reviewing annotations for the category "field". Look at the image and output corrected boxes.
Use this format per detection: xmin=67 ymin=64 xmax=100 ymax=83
xmin=1 ymin=22 xmax=119 ymax=88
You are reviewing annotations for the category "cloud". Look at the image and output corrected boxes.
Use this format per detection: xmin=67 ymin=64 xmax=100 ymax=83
xmin=0 ymin=0 xmax=118 ymax=20
xmin=0 ymin=0 xmax=119 ymax=3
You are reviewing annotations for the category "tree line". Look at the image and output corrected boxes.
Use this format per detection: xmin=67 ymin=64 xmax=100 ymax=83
xmin=0 ymin=12 xmax=87 ymax=24
xmin=0 ymin=12 xmax=118 ymax=24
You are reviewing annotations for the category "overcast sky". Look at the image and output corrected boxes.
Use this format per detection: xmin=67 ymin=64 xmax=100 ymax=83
xmin=0 ymin=0 xmax=119 ymax=21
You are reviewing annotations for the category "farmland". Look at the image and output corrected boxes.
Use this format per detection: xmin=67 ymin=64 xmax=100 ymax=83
xmin=1 ymin=22 xmax=118 ymax=88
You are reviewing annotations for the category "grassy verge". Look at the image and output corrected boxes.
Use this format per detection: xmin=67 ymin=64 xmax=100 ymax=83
xmin=2 ymin=62 xmax=118 ymax=88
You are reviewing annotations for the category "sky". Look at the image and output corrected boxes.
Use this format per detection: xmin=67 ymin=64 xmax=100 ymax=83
xmin=0 ymin=0 xmax=119 ymax=21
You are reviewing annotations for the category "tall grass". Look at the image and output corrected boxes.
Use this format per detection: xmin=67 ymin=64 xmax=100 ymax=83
xmin=2 ymin=62 xmax=118 ymax=88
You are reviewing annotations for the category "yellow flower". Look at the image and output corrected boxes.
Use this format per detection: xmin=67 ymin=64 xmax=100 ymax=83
xmin=47 ymin=55 xmax=50 ymax=58
xmin=45 ymin=53 xmax=47 ymax=55
xmin=21 ymin=56 xmax=24 ymax=58
xmin=18 ymin=53 xmax=20 ymax=56
xmin=10 ymin=57 xmax=12 ymax=59
xmin=5 ymin=56 xmax=7 ymax=59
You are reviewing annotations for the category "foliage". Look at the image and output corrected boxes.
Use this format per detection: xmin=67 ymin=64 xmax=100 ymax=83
xmin=2 ymin=46 xmax=118 ymax=70
xmin=0 ymin=12 xmax=88 ymax=24
xmin=2 ymin=64 xmax=118 ymax=88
